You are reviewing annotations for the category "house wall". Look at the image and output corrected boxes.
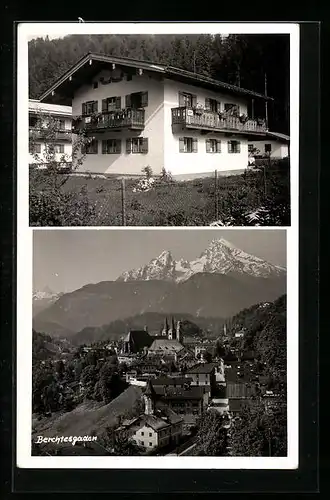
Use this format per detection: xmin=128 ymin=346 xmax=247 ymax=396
xmin=249 ymin=139 xmax=289 ymax=158
xmin=29 ymin=114 xmax=72 ymax=165
xmin=163 ymin=79 xmax=250 ymax=177
xmin=133 ymin=424 xmax=159 ymax=450
xmin=28 ymin=141 xmax=72 ymax=165
xmin=72 ymin=70 xmax=165 ymax=175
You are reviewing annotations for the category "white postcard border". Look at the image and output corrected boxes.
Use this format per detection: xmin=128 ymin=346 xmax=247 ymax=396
xmin=17 ymin=22 xmax=299 ymax=469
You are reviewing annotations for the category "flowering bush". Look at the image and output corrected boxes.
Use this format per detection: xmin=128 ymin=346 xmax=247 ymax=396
xmin=132 ymin=177 xmax=155 ymax=193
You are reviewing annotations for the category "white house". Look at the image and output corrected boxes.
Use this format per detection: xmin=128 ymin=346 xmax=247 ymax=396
xmin=29 ymin=99 xmax=72 ymax=166
xmin=39 ymin=53 xmax=278 ymax=178
xmin=248 ymin=131 xmax=290 ymax=160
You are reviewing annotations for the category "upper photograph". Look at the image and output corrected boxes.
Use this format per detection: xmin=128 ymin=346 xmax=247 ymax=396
xmin=26 ymin=28 xmax=292 ymax=227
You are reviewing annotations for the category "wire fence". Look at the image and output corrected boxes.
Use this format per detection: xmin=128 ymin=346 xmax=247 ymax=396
xmin=29 ymin=159 xmax=290 ymax=227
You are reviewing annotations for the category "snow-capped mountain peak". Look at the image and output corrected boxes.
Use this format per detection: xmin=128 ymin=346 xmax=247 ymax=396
xmin=116 ymin=239 xmax=286 ymax=283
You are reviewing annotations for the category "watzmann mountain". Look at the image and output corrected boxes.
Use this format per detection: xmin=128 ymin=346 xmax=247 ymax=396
xmin=117 ymin=238 xmax=285 ymax=283
xmin=33 ymin=239 xmax=286 ymax=339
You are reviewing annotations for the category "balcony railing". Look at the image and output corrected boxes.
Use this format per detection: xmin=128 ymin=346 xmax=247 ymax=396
xmin=73 ymin=109 xmax=145 ymax=133
xmin=171 ymin=107 xmax=267 ymax=134
xmin=29 ymin=128 xmax=72 ymax=141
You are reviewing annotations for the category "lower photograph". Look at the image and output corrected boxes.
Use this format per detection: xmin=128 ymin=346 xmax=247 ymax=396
xmin=31 ymin=228 xmax=287 ymax=459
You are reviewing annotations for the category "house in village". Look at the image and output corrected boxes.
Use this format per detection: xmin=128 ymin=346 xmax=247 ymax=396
xmin=152 ymin=383 xmax=207 ymax=426
xmin=248 ymin=131 xmax=290 ymax=160
xmin=225 ymin=364 xmax=259 ymax=416
xmin=38 ymin=52 xmax=284 ymax=179
xmin=184 ymin=363 xmax=218 ymax=399
xmin=119 ymin=381 xmax=183 ymax=452
xmin=29 ymin=99 xmax=72 ymax=167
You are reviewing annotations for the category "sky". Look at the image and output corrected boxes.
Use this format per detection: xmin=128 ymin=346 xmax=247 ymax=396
xmin=33 ymin=229 xmax=286 ymax=294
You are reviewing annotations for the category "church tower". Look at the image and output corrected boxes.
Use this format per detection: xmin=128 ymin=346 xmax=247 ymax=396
xmin=161 ymin=317 xmax=169 ymax=337
xmin=176 ymin=320 xmax=182 ymax=344
xmin=168 ymin=317 xmax=175 ymax=340
xmin=143 ymin=380 xmax=156 ymax=415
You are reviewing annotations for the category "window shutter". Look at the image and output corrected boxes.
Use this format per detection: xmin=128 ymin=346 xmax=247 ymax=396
xmin=116 ymin=139 xmax=122 ymax=154
xmin=217 ymin=101 xmax=221 ymax=113
xmin=216 ymin=140 xmax=221 ymax=153
xmin=205 ymin=98 xmax=211 ymax=111
xmin=125 ymin=94 xmax=132 ymax=108
xmin=192 ymin=95 xmax=197 ymax=108
xmin=179 ymin=92 xmax=185 ymax=106
xmin=126 ymin=138 xmax=132 ymax=153
xmin=102 ymin=99 xmax=107 ymax=112
xmin=82 ymin=102 xmax=86 ymax=115
xmin=102 ymin=140 xmax=107 ymax=154
xmin=206 ymin=139 xmax=211 ymax=153
xmin=237 ymin=141 xmax=241 ymax=153
xmin=115 ymin=96 xmax=121 ymax=109
xmin=228 ymin=141 xmax=233 ymax=153
xmin=93 ymin=101 xmax=98 ymax=113
xmin=141 ymin=92 xmax=148 ymax=107
xmin=141 ymin=138 xmax=148 ymax=153
xmin=179 ymin=137 xmax=185 ymax=152
xmin=192 ymin=138 xmax=198 ymax=153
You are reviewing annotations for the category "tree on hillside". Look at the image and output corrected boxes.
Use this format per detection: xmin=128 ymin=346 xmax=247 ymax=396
xmin=99 ymin=426 xmax=143 ymax=456
xmin=229 ymin=399 xmax=287 ymax=457
xmin=194 ymin=410 xmax=228 ymax=456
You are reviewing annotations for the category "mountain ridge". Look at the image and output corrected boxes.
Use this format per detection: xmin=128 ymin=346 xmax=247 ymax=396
xmin=33 ymin=272 xmax=286 ymax=338
xmin=117 ymin=238 xmax=285 ymax=283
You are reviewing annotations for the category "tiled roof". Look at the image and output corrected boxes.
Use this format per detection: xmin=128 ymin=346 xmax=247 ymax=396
xmin=153 ymin=385 xmax=205 ymax=400
xmin=229 ymin=398 xmax=256 ymax=412
xmin=148 ymin=339 xmax=184 ymax=353
xmin=186 ymin=363 xmax=217 ymax=374
xmin=39 ymin=53 xmax=274 ymax=104
xmin=29 ymin=99 xmax=72 ymax=116
xmin=266 ymin=131 xmax=290 ymax=142
xmin=152 ymin=376 xmax=192 ymax=386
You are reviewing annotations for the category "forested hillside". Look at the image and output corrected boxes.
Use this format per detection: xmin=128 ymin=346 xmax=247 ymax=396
xmin=218 ymin=294 xmax=287 ymax=391
xmin=28 ymin=34 xmax=289 ymax=133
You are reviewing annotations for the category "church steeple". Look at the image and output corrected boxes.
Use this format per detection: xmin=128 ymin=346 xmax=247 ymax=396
xmin=144 ymin=380 xmax=156 ymax=415
xmin=171 ymin=317 xmax=176 ymax=340
xmin=176 ymin=320 xmax=182 ymax=343
xmin=162 ymin=317 xmax=169 ymax=337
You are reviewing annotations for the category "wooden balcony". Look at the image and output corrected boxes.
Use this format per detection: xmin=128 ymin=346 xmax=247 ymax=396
xmin=29 ymin=128 xmax=72 ymax=141
xmin=171 ymin=107 xmax=267 ymax=135
xmin=72 ymin=109 xmax=145 ymax=133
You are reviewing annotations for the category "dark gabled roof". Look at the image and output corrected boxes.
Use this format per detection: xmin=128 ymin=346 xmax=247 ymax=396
xmin=186 ymin=363 xmax=217 ymax=374
xmin=145 ymin=380 xmax=156 ymax=398
xmin=152 ymin=376 xmax=192 ymax=386
xmin=154 ymin=406 xmax=183 ymax=425
xmin=39 ymin=52 xmax=273 ymax=105
xmin=123 ymin=330 xmax=153 ymax=352
xmin=153 ymin=385 xmax=205 ymax=400
xmin=266 ymin=131 xmax=290 ymax=142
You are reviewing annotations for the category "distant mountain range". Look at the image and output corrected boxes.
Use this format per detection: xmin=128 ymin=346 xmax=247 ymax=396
xmin=33 ymin=287 xmax=63 ymax=316
xmin=33 ymin=239 xmax=286 ymax=339
xmin=117 ymin=238 xmax=286 ymax=283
